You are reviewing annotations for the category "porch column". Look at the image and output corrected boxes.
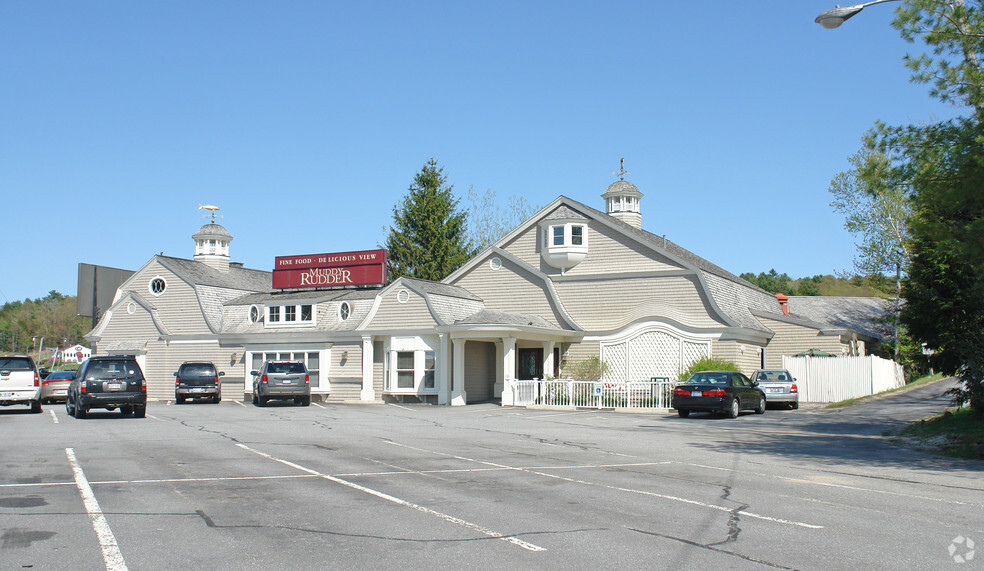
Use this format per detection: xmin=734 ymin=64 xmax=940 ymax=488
xmin=493 ymin=341 xmax=504 ymax=399
xmin=501 ymin=337 xmax=516 ymax=406
xmin=438 ymin=333 xmax=450 ymax=405
xmin=451 ymin=338 xmax=466 ymax=406
xmin=360 ymin=336 xmax=375 ymax=401
xmin=543 ymin=340 xmax=555 ymax=379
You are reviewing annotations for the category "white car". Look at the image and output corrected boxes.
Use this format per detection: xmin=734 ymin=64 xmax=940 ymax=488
xmin=0 ymin=355 xmax=43 ymax=413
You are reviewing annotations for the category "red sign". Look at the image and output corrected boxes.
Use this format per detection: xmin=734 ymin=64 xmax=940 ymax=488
xmin=272 ymin=249 xmax=387 ymax=289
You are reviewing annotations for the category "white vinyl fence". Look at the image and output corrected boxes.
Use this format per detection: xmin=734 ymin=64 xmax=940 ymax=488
xmin=781 ymin=355 xmax=905 ymax=403
xmin=508 ymin=379 xmax=675 ymax=409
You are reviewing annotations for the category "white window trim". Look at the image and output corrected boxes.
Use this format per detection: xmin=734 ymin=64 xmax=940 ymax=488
xmin=264 ymin=303 xmax=317 ymax=328
xmin=148 ymin=276 xmax=167 ymax=297
xmin=385 ymin=336 xmax=439 ymax=394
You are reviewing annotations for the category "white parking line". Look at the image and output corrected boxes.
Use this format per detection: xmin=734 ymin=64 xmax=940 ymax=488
xmin=65 ymin=448 xmax=128 ymax=571
xmin=312 ymin=402 xmax=325 ymax=409
xmin=235 ymin=442 xmax=546 ymax=552
xmin=234 ymin=400 xmax=247 ymax=407
xmin=385 ymin=441 xmax=824 ymax=530
xmin=49 ymin=409 xmax=59 ymax=424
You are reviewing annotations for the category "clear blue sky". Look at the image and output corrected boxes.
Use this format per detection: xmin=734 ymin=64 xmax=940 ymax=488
xmin=0 ymin=1 xmax=960 ymax=304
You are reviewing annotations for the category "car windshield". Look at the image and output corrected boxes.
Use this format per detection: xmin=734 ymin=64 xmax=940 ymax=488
xmin=181 ymin=364 xmax=215 ymax=376
xmin=268 ymin=362 xmax=305 ymax=374
xmin=755 ymin=371 xmax=790 ymax=382
xmin=0 ymin=358 xmax=33 ymax=371
xmin=685 ymin=372 xmax=730 ymax=385
xmin=86 ymin=361 xmax=137 ymax=380
xmin=47 ymin=372 xmax=75 ymax=380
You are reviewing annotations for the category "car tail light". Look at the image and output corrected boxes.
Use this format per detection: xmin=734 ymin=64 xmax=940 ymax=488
xmin=703 ymin=388 xmax=727 ymax=397
xmin=790 ymin=384 xmax=798 ymax=393
xmin=34 ymin=371 xmax=40 ymax=387
xmin=175 ymin=376 xmax=181 ymax=386
xmin=672 ymin=387 xmax=690 ymax=396
xmin=261 ymin=375 xmax=268 ymax=385
xmin=214 ymin=376 xmax=220 ymax=385
xmin=141 ymin=379 xmax=147 ymax=392
xmin=304 ymin=375 xmax=310 ymax=385
xmin=80 ymin=382 xmax=87 ymax=393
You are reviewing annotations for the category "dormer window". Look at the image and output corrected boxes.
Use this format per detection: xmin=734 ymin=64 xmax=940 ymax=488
xmin=540 ymin=221 xmax=589 ymax=271
xmin=265 ymin=303 xmax=316 ymax=327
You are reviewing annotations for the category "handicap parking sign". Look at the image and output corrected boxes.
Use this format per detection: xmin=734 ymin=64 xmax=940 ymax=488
xmin=593 ymin=382 xmax=603 ymax=395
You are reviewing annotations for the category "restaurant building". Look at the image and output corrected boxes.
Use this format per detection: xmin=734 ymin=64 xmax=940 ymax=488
xmin=86 ymin=177 xmax=880 ymax=404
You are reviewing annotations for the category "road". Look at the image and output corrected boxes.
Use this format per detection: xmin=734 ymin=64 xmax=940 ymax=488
xmin=1 ymin=379 xmax=981 ymax=570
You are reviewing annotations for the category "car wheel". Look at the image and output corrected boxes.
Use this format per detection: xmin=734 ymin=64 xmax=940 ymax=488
xmin=213 ymin=394 xmax=221 ymax=404
xmin=677 ymin=409 xmax=690 ymax=418
xmin=76 ymin=404 xmax=87 ymax=419
xmin=134 ymin=405 xmax=146 ymax=418
xmin=791 ymin=401 xmax=799 ymax=410
xmin=727 ymin=398 xmax=739 ymax=419
xmin=120 ymin=405 xmax=133 ymax=415
xmin=302 ymin=396 xmax=311 ymax=407
xmin=176 ymin=395 xmax=185 ymax=404
xmin=30 ymin=399 xmax=42 ymax=414
xmin=252 ymin=392 xmax=258 ymax=405
xmin=258 ymin=395 xmax=267 ymax=407
xmin=66 ymin=398 xmax=73 ymax=417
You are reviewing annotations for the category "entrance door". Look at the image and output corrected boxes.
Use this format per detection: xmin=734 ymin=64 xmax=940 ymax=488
xmin=517 ymin=348 xmax=543 ymax=380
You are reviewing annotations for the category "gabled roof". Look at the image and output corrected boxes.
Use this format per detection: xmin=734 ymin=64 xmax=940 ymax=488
xmin=155 ymin=255 xmax=270 ymax=291
xmin=446 ymin=195 xmax=788 ymax=334
xmin=787 ymin=296 xmax=895 ymax=342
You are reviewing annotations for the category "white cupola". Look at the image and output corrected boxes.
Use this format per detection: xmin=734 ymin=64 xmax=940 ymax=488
xmin=602 ymin=159 xmax=643 ymax=229
xmin=192 ymin=206 xmax=232 ymax=272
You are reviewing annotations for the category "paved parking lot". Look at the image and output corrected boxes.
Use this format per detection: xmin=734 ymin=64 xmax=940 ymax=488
xmin=2 ymin=385 xmax=982 ymax=570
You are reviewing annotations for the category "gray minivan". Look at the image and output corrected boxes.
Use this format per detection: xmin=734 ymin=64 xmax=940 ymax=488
xmin=251 ymin=361 xmax=310 ymax=406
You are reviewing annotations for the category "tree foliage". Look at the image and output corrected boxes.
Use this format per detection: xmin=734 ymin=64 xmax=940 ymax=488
xmin=384 ymin=159 xmax=476 ymax=282
xmin=829 ymin=148 xmax=913 ymax=276
xmin=466 ymin=186 xmax=538 ymax=250
xmin=677 ymin=356 xmax=740 ymax=384
xmin=0 ymin=292 xmax=90 ymax=361
xmin=854 ymin=1 xmax=984 ymax=416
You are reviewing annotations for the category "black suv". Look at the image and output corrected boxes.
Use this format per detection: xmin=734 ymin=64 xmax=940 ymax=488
xmin=174 ymin=362 xmax=224 ymax=403
xmin=66 ymin=356 xmax=147 ymax=418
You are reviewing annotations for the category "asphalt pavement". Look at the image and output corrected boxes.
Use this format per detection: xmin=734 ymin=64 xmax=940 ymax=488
xmin=1 ymin=382 xmax=980 ymax=570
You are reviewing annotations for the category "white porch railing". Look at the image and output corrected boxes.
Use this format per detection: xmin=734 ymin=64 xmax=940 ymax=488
xmin=508 ymin=379 xmax=674 ymax=409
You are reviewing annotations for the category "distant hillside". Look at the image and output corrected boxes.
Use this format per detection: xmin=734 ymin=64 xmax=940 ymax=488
xmin=740 ymin=270 xmax=894 ymax=298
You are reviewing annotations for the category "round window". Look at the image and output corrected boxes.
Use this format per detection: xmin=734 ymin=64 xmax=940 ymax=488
xmin=397 ymin=290 xmax=410 ymax=304
xmin=339 ymin=301 xmax=350 ymax=321
xmin=127 ymin=302 xmax=136 ymax=315
xmin=489 ymin=257 xmax=502 ymax=271
xmin=249 ymin=305 xmax=261 ymax=324
xmin=149 ymin=277 xmax=166 ymax=296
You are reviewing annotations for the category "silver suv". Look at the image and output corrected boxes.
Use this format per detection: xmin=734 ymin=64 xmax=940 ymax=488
xmin=251 ymin=361 xmax=310 ymax=406
xmin=0 ymin=355 xmax=42 ymax=413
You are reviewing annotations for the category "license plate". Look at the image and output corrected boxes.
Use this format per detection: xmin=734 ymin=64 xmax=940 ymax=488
xmin=54 ymin=390 xmax=67 ymax=395
xmin=281 ymin=379 xmax=294 ymax=385
xmin=107 ymin=382 xmax=123 ymax=391
xmin=767 ymin=388 xmax=783 ymax=394
xmin=0 ymin=391 xmax=13 ymax=397
xmin=691 ymin=391 xmax=702 ymax=397
xmin=192 ymin=388 xmax=205 ymax=393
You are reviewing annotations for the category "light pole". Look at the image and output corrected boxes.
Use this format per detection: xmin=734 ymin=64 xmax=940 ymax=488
xmin=814 ymin=0 xmax=901 ymax=29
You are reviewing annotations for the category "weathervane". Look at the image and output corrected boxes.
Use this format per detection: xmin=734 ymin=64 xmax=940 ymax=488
xmin=199 ymin=204 xmax=223 ymax=223
xmin=612 ymin=157 xmax=630 ymax=181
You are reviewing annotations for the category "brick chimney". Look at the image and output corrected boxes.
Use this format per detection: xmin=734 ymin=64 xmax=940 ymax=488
xmin=775 ymin=293 xmax=789 ymax=316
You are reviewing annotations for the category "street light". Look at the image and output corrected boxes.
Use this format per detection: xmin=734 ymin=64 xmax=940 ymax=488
xmin=815 ymin=0 xmax=901 ymax=29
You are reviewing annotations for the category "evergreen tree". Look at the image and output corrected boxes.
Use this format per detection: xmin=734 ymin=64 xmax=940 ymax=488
xmin=385 ymin=159 xmax=476 ymax=282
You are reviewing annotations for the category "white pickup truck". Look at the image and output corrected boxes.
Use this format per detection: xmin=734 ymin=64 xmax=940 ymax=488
xmin=0 ymin=355 xmax=43 ymax=413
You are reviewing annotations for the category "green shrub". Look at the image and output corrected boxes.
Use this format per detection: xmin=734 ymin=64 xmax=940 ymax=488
xmin=677 ymin=356 xmax=740 ymax=383
xmin=561 ymin=356 xmax=609 ymax=381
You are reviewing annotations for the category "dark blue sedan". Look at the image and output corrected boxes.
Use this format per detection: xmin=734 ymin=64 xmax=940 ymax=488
xmin=671 ymin=370 xmax=767 ymax=418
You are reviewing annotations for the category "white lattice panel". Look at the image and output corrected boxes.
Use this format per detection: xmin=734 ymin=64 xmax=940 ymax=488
xmin=682 ymin=341 xmax=710 ymax=375
xmin=601 ymin=342 xmax=627 ymax=382
xmin=628 ymin=331 xmax=679 ymax=382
